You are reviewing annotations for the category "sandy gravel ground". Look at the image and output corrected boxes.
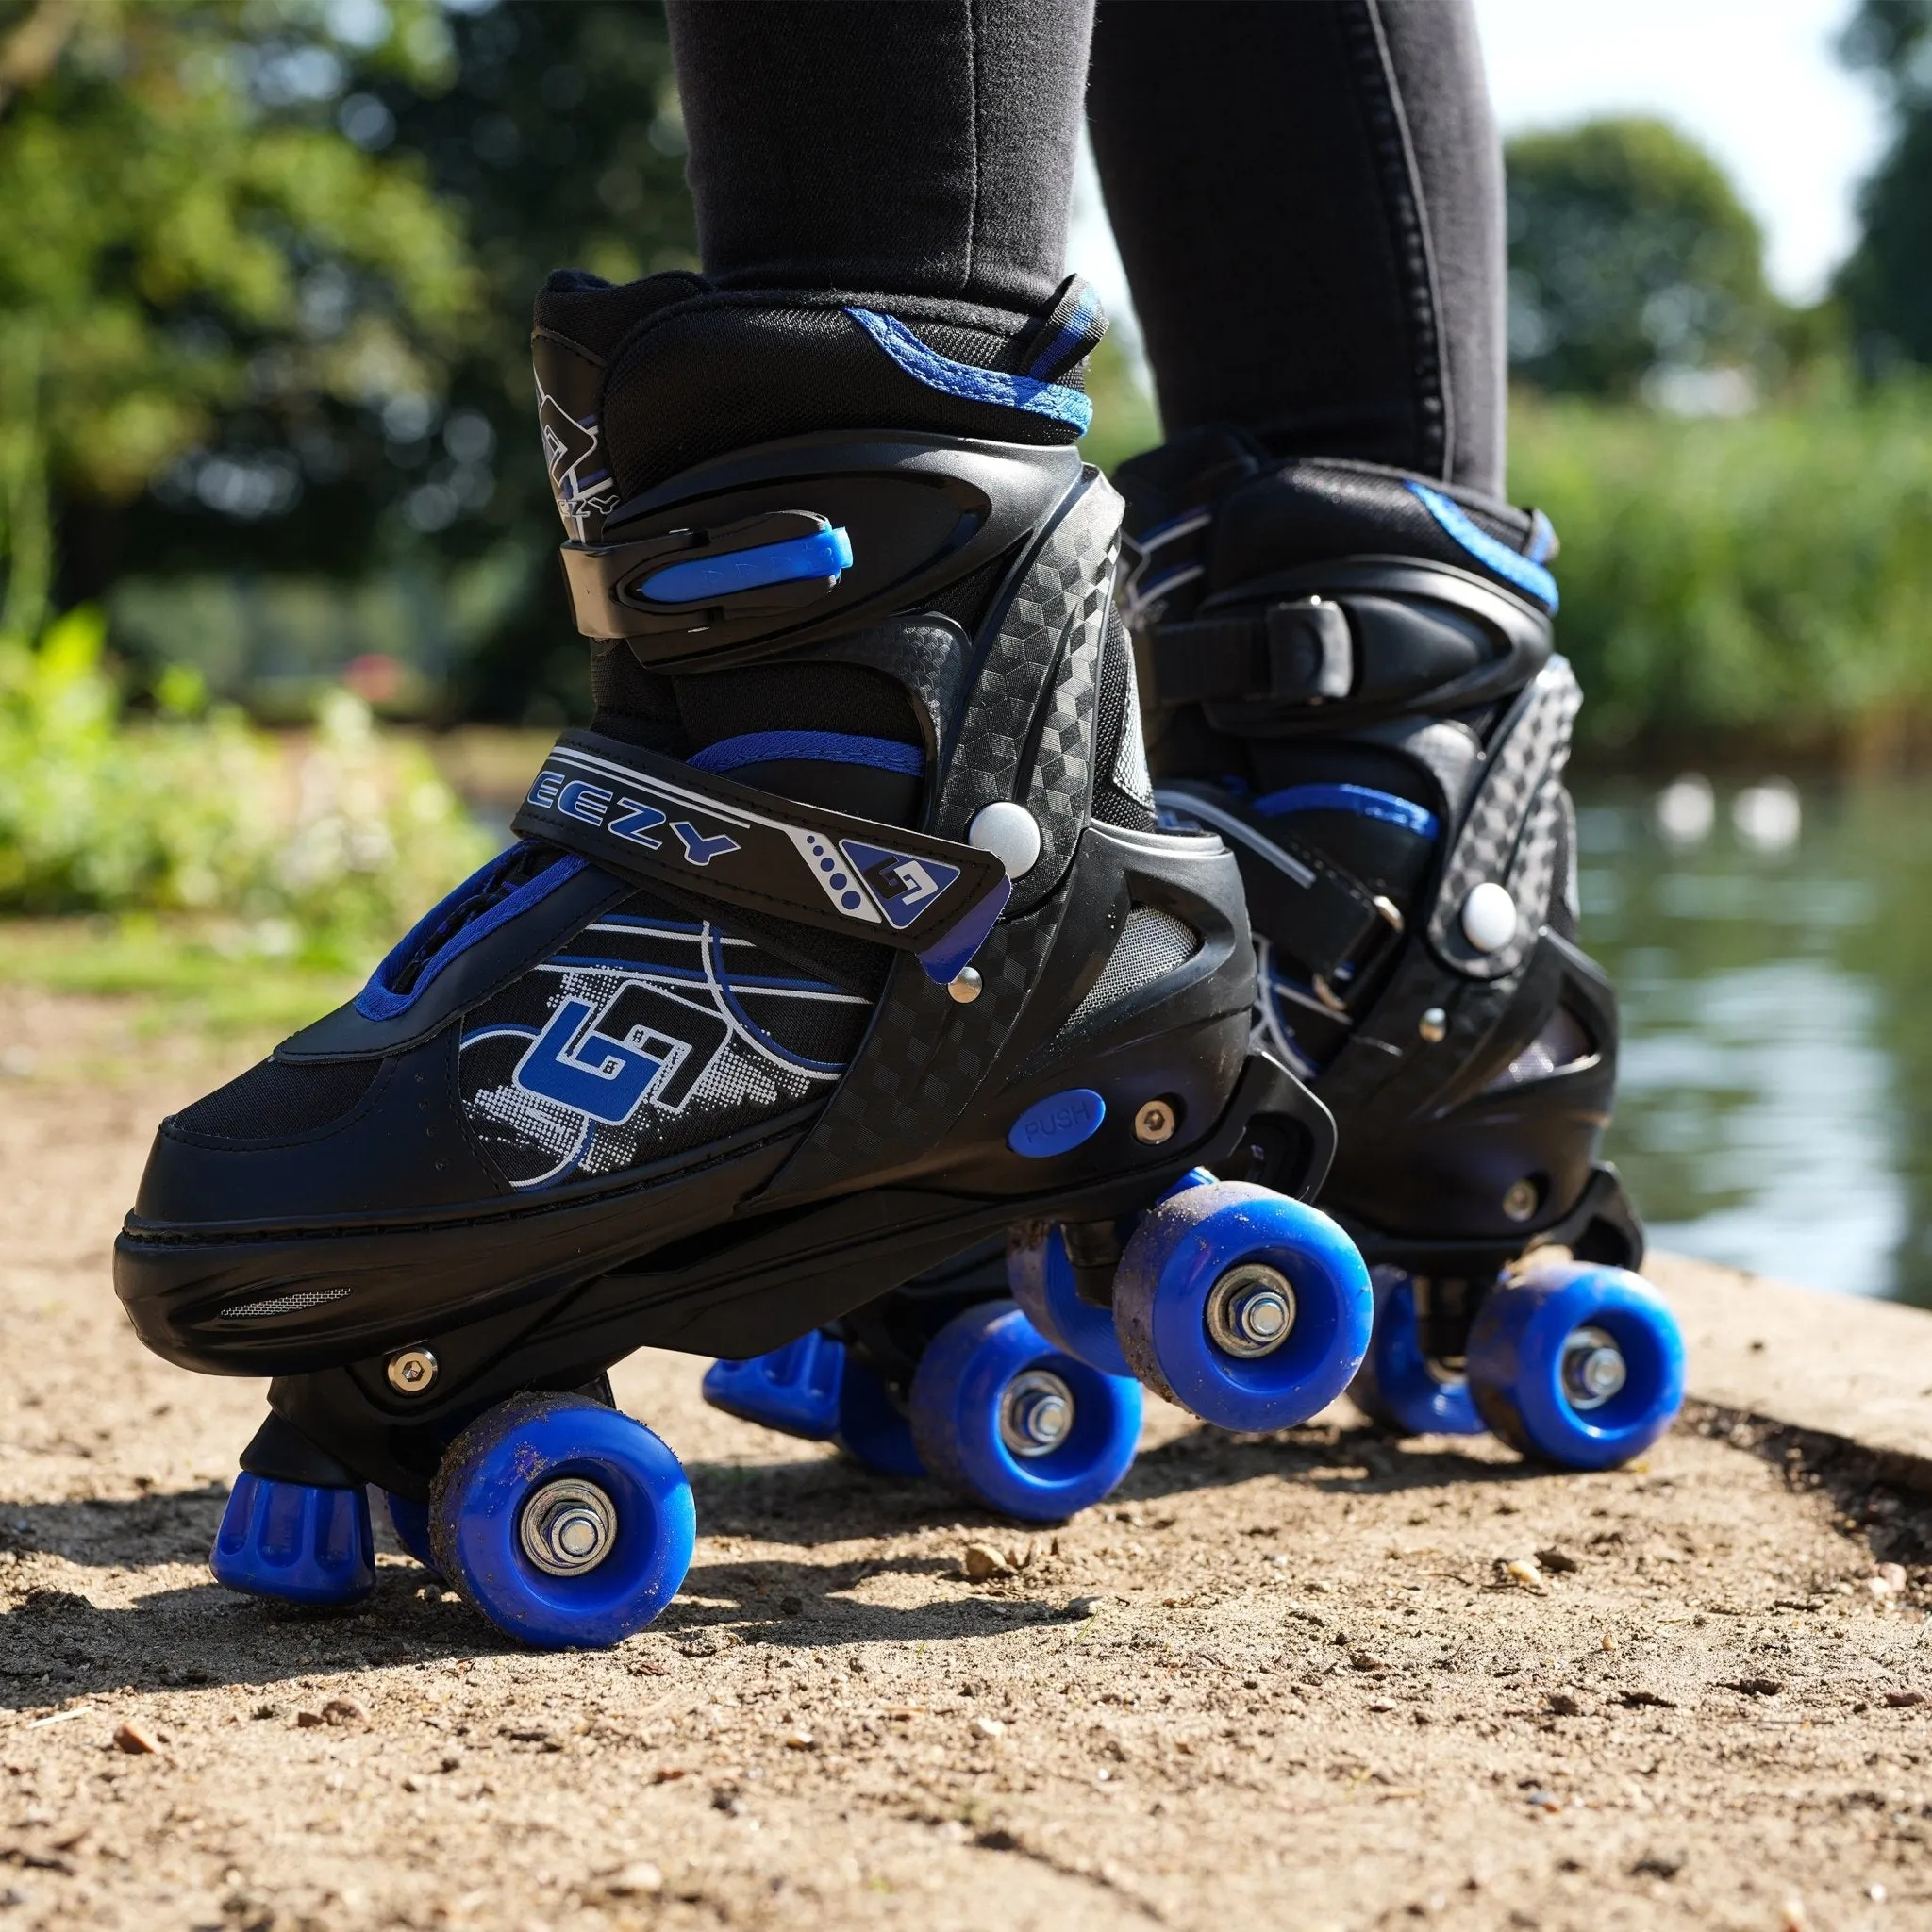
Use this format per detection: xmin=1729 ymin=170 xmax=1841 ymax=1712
xmin=3 ymin=988 xmax=1930 ymax=1932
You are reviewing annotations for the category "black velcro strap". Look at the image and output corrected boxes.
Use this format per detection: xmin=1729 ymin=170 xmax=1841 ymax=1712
xmin=1157 ymin=784 xmax=1399 ymax=1007
xmin=512 ymin=730 xmax=1010 ymax=984
xmin=1149 ymin=596 xmax=1353 ymax=708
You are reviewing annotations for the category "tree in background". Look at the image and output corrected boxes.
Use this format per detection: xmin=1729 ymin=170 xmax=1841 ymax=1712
xmin=56 ymin=1 xmax=696 ymax=726
xmin=1505 ymin=116 xmax=1780 ymax=400
xmin=1838 ymin=0 xmax=1932 ymax=369
xmin=0 ymin=0 xmax=474 ymax=637
xmin=369 ymin=0 xmax=695 ymax=722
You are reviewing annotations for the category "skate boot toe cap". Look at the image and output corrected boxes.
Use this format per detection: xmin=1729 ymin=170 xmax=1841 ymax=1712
xmin=135 ymin=1039 xmax=501 ymax=1230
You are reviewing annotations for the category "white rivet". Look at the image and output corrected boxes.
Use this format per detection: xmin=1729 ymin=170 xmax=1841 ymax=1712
xmin=947 ymin=966 xmax=983 ymax=1004
xmin=969 ymin=801 xmax=1041 ymax=879
xmin=1460 ymin=881 xmax=1518 ymax=954
xmin=1418 ymin=1007 xmax=1448 ymax=1043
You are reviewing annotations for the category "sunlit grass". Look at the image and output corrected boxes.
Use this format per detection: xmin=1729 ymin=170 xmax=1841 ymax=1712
xmin=0 ymin=915 xmax=363 ymax=1041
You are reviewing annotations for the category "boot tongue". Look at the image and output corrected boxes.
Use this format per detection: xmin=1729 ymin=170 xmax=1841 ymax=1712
xmin=531 ymin=269 xmax=710 ymax=543
xmin=1115 ymin=425 xmax=1268 ymax=540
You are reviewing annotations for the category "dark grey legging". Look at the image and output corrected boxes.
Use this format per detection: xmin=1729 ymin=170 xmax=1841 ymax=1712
xmin=663 ymin=0 xmax=1506 ymax=493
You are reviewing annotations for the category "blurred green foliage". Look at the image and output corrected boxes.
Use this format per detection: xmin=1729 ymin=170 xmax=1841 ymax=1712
xmin=355 ymin=0 xmax=696 ymax=722
xmin=1510 ymin=384 xmax=1932 ymax=758
xmin=1505 ymin=117 xmax=1785 ymax=399
xmin=0 ymin=0 xmax=475 ymax=638
xmin=1079 ymin=332 xmax=1162 ymax=481
xmin=40 ymin=0 xmax=696 ymax=727
xmin=0 ymin=605 xmax=491 ymax=961
xmin=0 ymin=0 xmax=1921 ymax=774
xmin=1837 ymin=0 xmax=1932 ymax=369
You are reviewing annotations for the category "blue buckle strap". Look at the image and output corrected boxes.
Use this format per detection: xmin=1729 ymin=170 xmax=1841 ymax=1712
xmin=640 ymin=525 xmax=851 ymax=607
xmin=558 ymin=508 xmax=851 ymax=641
xmin=513 ymin=729 xmax=1009 ymax=985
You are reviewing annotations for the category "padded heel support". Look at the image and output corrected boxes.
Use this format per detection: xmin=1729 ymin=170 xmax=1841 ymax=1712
xmin=210 ymin=1473 xmax=375 ymax=1605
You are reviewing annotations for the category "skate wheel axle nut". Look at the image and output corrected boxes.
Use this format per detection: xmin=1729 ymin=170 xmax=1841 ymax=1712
xmin=1205 ymin=1264 xmax=1298 ymax=1358
xmin=1134 ymin=1097 xmax=1178 ymax=1144
xmin=999 ymin=1369 xmax=1076 ymax=1457
xmin=1560 ymin=1325 xmax=1628 ymax=1409
xmin=1460 ymin=881 xmax=1519 ymax=954
xmin=387 ymin=1347 xmax=439 ymax=1395
xmin=519 ymin=1476 xmax=618 ymax=1576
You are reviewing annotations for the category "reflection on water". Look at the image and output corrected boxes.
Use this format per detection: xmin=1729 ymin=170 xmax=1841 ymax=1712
xmin=1577 ymin=781 xmax=1932 ymax=1307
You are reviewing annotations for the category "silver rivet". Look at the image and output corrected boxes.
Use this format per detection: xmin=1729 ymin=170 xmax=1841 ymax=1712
xmin=1000 ymin=1370 xmax=1074 ymax=1457
xmin=1205 ymin=1264 xmax=1297 ymax=1359
xmin=947 ymin=966 xmax=983 ymax=1004
xmin=519 ymin=1477 xmax=618 ymax=1575
xmin=1460 ymin=881 xmax=1519 ymax=954
xmin=1134 ymin=1098 xmax=1177 ymax=1144
xmin=387 ymin=1347 xmax=439 ymax=1395
xmin=968 ymin=801 xmax=1042 ymax=879
xmin=1560 ymin=1326 xmax=1627 ymax=1410
xmin=1501 ymin=1178 xmax=1540 ymax=1223
xmin=1418 ymin=1007 xmax=1448 ymax=1043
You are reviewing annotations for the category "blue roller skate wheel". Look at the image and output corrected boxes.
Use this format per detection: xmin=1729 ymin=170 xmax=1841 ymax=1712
xmin=428 ymin=1392 xmax=696 ymax=1649
xmin=835 ymin=1350 xmax=926 ymax=1478
xmin=1348 ymin=1268 xmax=1484 ymax=1437
xmin=1465 ymin=1260 xmax=1686 ymax=1470
xmin=1008 ymin=1224 xmax=1134 ymax=1378
xmin=376 ymin=1487 xmax=439 ymax=1573
xmin=909 ymin=1300 xmax=1141 ymax=1522
xmin=210 ymin=1474 xmax=374 ymax=1606
xmin=701 ymin=1330 xmax=843 ymax=1441
xmin=1112 ymin=1181 xmax=1373 ymax=1431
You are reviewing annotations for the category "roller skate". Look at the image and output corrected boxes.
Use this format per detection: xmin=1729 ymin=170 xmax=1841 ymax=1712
xmin=1115 ymin=432 xmax=1685 ymax=1472
xmin=115 ymin=274 xmax=1371 ymax=1647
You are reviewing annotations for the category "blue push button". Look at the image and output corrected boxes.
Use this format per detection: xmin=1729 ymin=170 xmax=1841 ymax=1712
xmin=1008 ymin=1089 xmax=1107 ymax=1158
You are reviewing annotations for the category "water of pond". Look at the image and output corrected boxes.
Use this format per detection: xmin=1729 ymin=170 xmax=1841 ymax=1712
xmin=1576 ymin=776 xmax=1932 ymax=1308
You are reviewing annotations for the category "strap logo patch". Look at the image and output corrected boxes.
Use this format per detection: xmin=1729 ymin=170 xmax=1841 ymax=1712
xmin=838 ymin=840 xmax=960 ymax=930
xmin=515 ymin=732 xmax=1010 ymax=983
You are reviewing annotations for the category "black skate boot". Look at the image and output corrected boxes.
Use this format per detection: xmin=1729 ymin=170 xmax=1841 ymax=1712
xmin=115 ymin=276 xmax=1371 ymax=1644
xmin=1115 ymin=432 xmax=1685 ymax=1471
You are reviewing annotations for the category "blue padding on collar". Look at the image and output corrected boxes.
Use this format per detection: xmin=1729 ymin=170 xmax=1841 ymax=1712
xmin=356 ymin=844 xmax=588 ymax=1021
xmin=688 ymin=730 xmax=925 ymax=777
xmin=844 ymin=308 xmax=1093 ymax=433
xmin=1252 ymin=782 xmax=1440 ymax=839
xmin=1407 ymin=481 xmax=1559 ymax=612
xmin=640 ymin=525 xmax=851 ymax=606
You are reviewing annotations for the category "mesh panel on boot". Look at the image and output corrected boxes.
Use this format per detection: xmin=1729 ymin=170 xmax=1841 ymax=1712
xmin=1070 ymin=908 xmax=1200 ymax=1027
xmin=175 ymin=1058 xmax=382 ymax=1141
xmin=1091 ymin=607 xmax=1157 ymax=830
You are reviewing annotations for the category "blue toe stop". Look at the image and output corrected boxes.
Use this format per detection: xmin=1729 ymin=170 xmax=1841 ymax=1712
xmin=210 ymin=1473 xmax=375 ymax=1605
xmin=701 ymin=1330 xmax=845 ymax=1440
